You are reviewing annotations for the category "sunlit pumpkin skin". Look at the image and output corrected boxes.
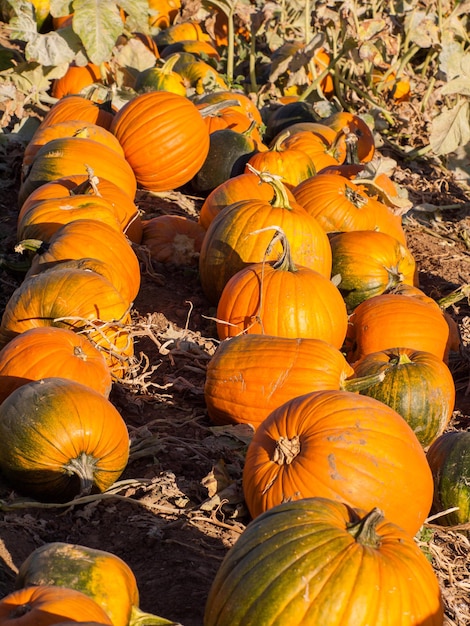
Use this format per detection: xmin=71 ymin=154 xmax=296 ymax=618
xmin=198 ymin=170 xmax=295 ymax=230
xmin=243 ymin=389 xmax=433 ymax=536
xmin=22 ymin=121 xmax=125 ymax=171
xmin=0 ymin=585 xmax=113 ymax=625
xmin=204 ymin=334 xmax=354 ymax=430
xmin=160 ymin=39 xmax=220 ymax=63
xmin=0 ymin=377 xmax=129 ymax=501
xmin=293 ymin=173 xmax=407 ymax=245
xmin=24 ymin=219 xmax=141 ymax=307
xmin=18 ymin=174 xmax=143 ymax=244
xmin=329 ymin=230 xmax=417 ymax=312
xmin=427 ymin=431 xmax=470 ymax=526
xmin=216 ymin=243 xmax=348 ymax=347
xmin=204 ymin=497 xmax=444 ymax=626
xmin=17 ymin=194 xmax=122 ymax=242
xmin=154 ymin=20 xmax=211 ymax=48
xmin=343 ymin=293 xmax=451 ymax=364
xmin=135 ymin=55 xmax=187 ymax=96
xmin=324 ymin=111 xmax=375 ymax=163
xmin=0 ymin=326 xmax=112 ymax=404
xmin=51 ymin=62 xmax=103 ymax=99
xmin=148 ymin=0 xmax=181 ymax=30
xmin=19 ymin=137 xmax=137 ymax=206
xmin=16 ymin=543 xmax=139 ymax=626
xmin=37 ymin=95 xmax=114 ymax=131
xmin=199 ymin=179 xmax=333 ymax=304
xmin=141 ymin=214 xmax=206 ymax=265
xmin=110 ymin=91 xmax=210 ymax=192
xmin=276 ymin=128 xmax=345 ymax=172
xmin=198 ymin=105 xmax=264 ymax=143
xmin=352 ymin=348 xmax=455 ymax=448
xmin=195 ymin=90 xmax=263 ymax=125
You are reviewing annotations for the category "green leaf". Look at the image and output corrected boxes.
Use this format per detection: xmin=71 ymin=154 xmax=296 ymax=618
xmin=72 ymin=0 xmax=125 ymax=64
xmin=429 ymin=100 xmax=470 ymax=156
xmin=49 ymin=0 xmax=73 ymax=17
xmin=9 ymin=9 xmax=38 ymax=42
xmin=9 ymin=61 xmax=68 ymax=95
xmin=118 ymin=0 xmax=150 ymax=34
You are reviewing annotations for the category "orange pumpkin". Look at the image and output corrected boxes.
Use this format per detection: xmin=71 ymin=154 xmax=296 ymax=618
xmin=37 ymin=95 xmax=114 ymax=131
xmin=242 ymin=389 xmax=434 ymax=536
xmin=0 ymin=585 xmax=113 ymax=625
xmin=215 ymin=230 xmax=347 ymax=346
xmin=141 ymin=214 xmax=206 ymax=265
xmin=110 ymin=91 xmax=210 ymax=192
xmin=324 ymin=111 xmax=375 ymax=163
xmin=195 ymin=90 xmax=263 ymax=125
xmin=51 ymin=62 xmax=104 ymax=99
xmin=0 ymin=326 xmax=112 ymax=404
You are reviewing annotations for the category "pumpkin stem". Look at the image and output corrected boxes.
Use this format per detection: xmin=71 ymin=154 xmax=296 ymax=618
xmin=344 ymin=182 xmax=369 ymax=208
xmin=198 ymin=98 xmax=242 ymax=118
xmin=129 ymin=605 xmax=183 ymax=626
xmin=63 ymin=452 xmax=97 ymax=496
xmin=14 ymin=238 xmax=46 ymax=255
xmin=272 ymin=435 xmax=300 ymax=465
xmin=246 ymin=163 xmax=292 ymax=209
xmin=341 ymin=370 xmax=386 ymax=392
xmin=389 ymin=349 xmax=413 ymax=366
xmin=344 ymin=130 xmax=360 ymax=165
xmin=69 ymin=165 xmax=101 ymax=197
xmin=347 ymin=507 xmax=384 ymax=547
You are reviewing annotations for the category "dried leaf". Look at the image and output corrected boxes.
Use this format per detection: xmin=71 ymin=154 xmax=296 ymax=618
xmin=429 ymin=100 xmax=470 ymax=156
xmin=441 ymin=77 xmax=470 ymax=97
xmin=72 ymin=0 xmax=125 ymax=64
xmin=439 ymin=41 xmax=467 ymax=80
xmin=405 ymin=10 xmax=440 ymax=49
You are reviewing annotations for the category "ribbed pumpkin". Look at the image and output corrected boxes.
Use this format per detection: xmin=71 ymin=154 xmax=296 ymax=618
xmin=51 ymin=62 xmax=103 ymax=99
xmin=0 ymin=585 xmax=113 ymax=625
xmin=17 ymin=193 xmax=122 ymax=242
xmin=343 ymin=293 xmax=451 ymax=364
xmin=215 ymin=230 xmax=347 ymax=347
xmin=199 ymin=175 xmax=332 ymax=304
xmin=204 ymin=498 xmax=444 ymax=626
xmin=329 ymin=229 xmax=417 ymax=311
xmin=276 ymin=128 xmax=345 ymax=172
xmin=204 ymin=334 xmax=356 ymax=430
xmin=427 ymin=431 xmax=470 ymax=526
xmin=0 ymin=377 xmax=129 ymax=502
xmin=23 ymin=219 xmax=141 ymax=307
xmin=242 ymin=389 xmax=434 ymax=536
xmin=110 ymin=90 xmax=210 ymax=192
xmin=18 ymin=173 xmax=143 ymax=244
xmin=135 ymin=54 xmax=187 ymax=96
xmin=293 ymin=173 xmax=407 ymax=245
xmin=324 ymin=111 xmax=375 ymax=163
xmin=352 ymin=347 xmax=455 ymax=447
xmin=0 ymin=326 xmax=112 ymax=403
xmin=36 ymin=94 xmax=114 ymax=130
xmin=15 ymin=543 xmax=168 ymax=626
xmin=141 ymin=214 xmax=206 ymax=265
xmin=195 ymin=90 xmax=263 ymax=125
xmin=19 ymin=137 xmax=137 ymax=206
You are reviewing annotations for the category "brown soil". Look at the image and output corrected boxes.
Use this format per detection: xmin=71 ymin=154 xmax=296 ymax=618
xmin=0 ymin=136 xmax=469 ymax=626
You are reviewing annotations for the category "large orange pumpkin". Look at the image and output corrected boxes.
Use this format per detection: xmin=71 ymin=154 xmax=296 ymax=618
xmin=243 ymin=389 xmax=434 ymax=536
xmin=110 ymin=91 xmax=210 ymax=192
xmin=37 ymin=95 xmax=114 ymax=130
xmin=0 ymin=585 xmax=113 ymax=625
xmin=0 ymin=377 xmax=129 ymax=501
xmin=0 ymin=326 xmax=112 ymax=404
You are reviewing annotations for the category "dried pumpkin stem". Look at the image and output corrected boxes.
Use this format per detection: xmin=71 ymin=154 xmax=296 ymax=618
xmin=63 ymin=451 xmax=97 ymax=496
xmin=272 ymin=435 xmax=301 ymax=465
xmin=347 ymin=507 xmax=384 ymax=547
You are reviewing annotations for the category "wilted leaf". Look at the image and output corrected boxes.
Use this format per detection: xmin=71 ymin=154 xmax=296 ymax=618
xmin=9 ymin=61 xmax=68 ymax=96
xmin=357 ymin=18 xmax=386 ymax=42
xmin=117 ymin=0 xmax=150 ymax=34
xmin=405 ymin=10 xmax=439 ymax=49
xmin=429 ymin=100 xmax=470 ymax=156
xmin=441 ymin=77 xmax=470 ymax=97
xmin=72 ymin=0 xmax=125 ymax=64
xmin=49 ymin=0 xmax=73 ymax=17
xmin=8 ymin=10 xmax=38 ymax=42
xmin=114 ymin=38 xmax=158 ymax=73
xmin=25 ymin=29 xmax=81 ymax=65
xmin=439 ymin=40 xmax=467 ymax=80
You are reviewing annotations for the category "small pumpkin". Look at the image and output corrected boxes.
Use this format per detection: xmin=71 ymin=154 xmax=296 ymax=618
xmin=0 ymin=326 xmax=112 ymax=404
xmin=36 ymin=95 xmax=114 ymax=131
xmin=427 ymin=431 xmax=470 ymax=527
xmin=51 ymin=62 xmax=104 ymax=99
xmin=141 ymin=214 xmax=205 ymax=265
xmin=0 ymin=377 xmax=130 ymax=502
xmin=215 ymin=229 xmax=347 ymax=348
xmin=0 ymin=585 xmax=113 ymax=625
xmin=204 ymin=498 xmax=443 ymax=626
xmin=323 ymin=111 xmax=375 ymax=163
xmin=135 ymin=54 xmax=187 ymax=96
xmin=352 ymin=347 xmax=455 ymax=447
xmin=242 ymin=389 xmax=434 ymax=536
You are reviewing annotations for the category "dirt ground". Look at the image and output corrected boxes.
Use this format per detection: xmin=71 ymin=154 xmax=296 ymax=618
xmin=0 ymin=133 xmax=469 ymax=626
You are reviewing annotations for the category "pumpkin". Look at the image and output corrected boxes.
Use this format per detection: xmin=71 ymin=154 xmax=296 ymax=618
xmin=205 ymin=497 xmax=443 ymax=626
xmin=0 ymin=585 xmax=113 ymax=625
xmin=352 ymin=347 xmax=455 ymax=447
xmin=0 ymin=326 xmax=112 ymax=404
xmin=141 ymin=214 xmax=206 ymax=265
xmin=243 ymin=389 xmax=433 ymax=535
xmin=36 ymin=95 xmax=114 ymax=131
xmin=216 ymin=229 xmax=347 ymax=347
xmin=22 ymin=121 xmax=125 ymax=171
xmin=17 ymin=194 xmax=122 ymax=242
xmin=154 ymin=20 xmax=211 ymax=48
xmin=51 ymin=62 xmax=104 ymax=99
xmin=148 ymin=0 xmax=181 ymax=30
xmin=160 ymin=39 xmax=220 ymax=62
xmin=329 ymin=229 xmax=416 ymax=311
xmin=18 ymin=174 xmax=143 ymax=244
xmin=135 ymin=54 xmax=187 ymax=96
xmin=276 ymin=128 xmax=345 ymax=172
xmin=427 ymin=431 xmax=470 ymax=526
xmin=195 ymin=90 xmax=263 ymax=125
xmin=343 ymin=292 xmax=452 ymax=364
xmin=110 ymin=90 xmax=210 ymax=192
xmin=23 ymin=219 xmax=141 ymax=307
xmin=262 ymin=100 xmax=319 ymax=145
xmin=324 ymin=111 xmax=375 ymax=163
xmin=0 ymin=377 xmax=129 ymax=502
xmin=198 ymin=170 xmax=295 ymax=230
xmin=198 ymin=104 xmax=264 ymax=143
xmin=198 ymin=173 xmax=332 ymax=304
xmin=15 ymin=543 xmax=170 ymax=626
xmin=0 ymin=266 xmax=134 ymax=376
xmin=19 ymin=137 xmax=137 ymax=206
xmin=204 ymin=334 xmax=356 ymax=429
xmin=293 ymin=172 xmax=407 ymax=244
